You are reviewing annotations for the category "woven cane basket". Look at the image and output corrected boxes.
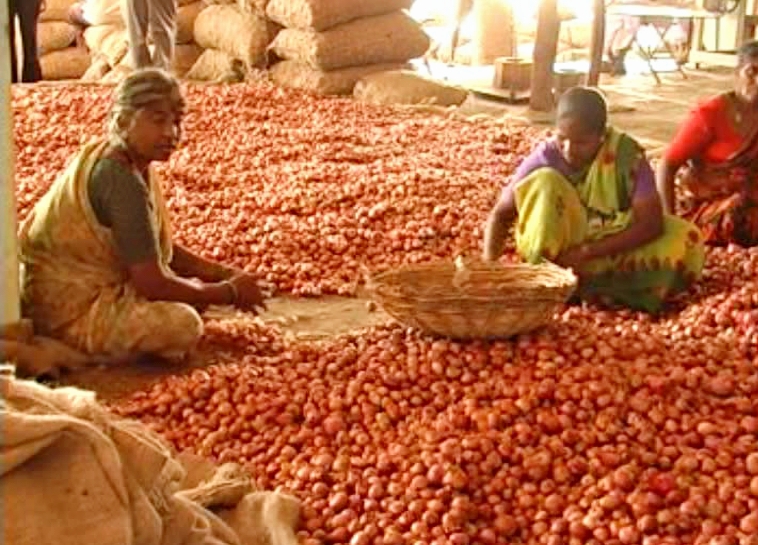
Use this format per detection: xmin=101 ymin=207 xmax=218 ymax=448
xmin=367 ymin=258 xmax=578 ymax=340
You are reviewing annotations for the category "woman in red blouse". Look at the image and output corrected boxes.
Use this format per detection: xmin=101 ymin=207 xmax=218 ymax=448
xmin=657 ymin=40 xmax=758 ymax=247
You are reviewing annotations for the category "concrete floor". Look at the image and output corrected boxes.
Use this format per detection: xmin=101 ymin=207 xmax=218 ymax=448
xmin=442 ymin=63 xmax=734 ymax=158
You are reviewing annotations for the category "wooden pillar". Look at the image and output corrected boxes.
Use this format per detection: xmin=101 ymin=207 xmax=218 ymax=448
xmin=449 ymin=0 xmax=472 ymax=65
xmin=530 ymin=0 xmax=560 ymax=112
xmin=586 ymin=0 xmax=606 ymax=86
xmin=470 ymin=0 xmax=515 ymax=66
xmin=0 ymin=0 xmax=21 ymax=329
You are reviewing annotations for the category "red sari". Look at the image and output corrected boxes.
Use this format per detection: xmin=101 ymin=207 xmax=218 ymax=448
xmin=665 ymin=92 xmax=758 ymax=246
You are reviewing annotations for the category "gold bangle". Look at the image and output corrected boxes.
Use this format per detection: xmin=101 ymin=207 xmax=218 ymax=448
xmin=222 ymin=280 xmax=238 ymax=304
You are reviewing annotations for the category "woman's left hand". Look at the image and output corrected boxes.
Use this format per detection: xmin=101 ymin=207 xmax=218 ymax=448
xmin=554 ymin=245 xmax=591 ymax=271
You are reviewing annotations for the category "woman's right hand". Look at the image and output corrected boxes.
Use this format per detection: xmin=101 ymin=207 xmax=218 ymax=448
xmin=228 ymin=273 xmax=267 ymax=314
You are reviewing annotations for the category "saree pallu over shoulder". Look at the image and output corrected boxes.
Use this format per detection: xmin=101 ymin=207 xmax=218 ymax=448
xmin=679 ymin=93 xmax=758 ymax=246
xmin=578 ymin=127 xmax=641 ymax=218
xmin=566 ymin=127 xmax=642 ymax=242
xmin=18 ymin=140 xmax=176 ymax=353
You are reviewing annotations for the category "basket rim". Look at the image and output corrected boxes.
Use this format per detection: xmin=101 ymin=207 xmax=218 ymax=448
xmin=367 ymin=260 xmax=578 ymax=300
xmin=366 ymin=259 xmax=577 ymax=339
xmin=369 ymin=260 xmax=577 ymax=282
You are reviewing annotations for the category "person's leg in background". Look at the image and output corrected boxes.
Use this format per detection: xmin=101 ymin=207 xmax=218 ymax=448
xmin=15 ymin=0 xmax=43 ymax=82
xmin=8 ymin=0 xmax=19 ymax=83
xmin=149 ymin=0 xmax=177 ymax=71
xmin=125 ymin=0 xmax=151 ymax=68
xmin=68 ymin=2 xmax=91 ymax=48
xmin=605 ymin=15 xmax=638 ymax=76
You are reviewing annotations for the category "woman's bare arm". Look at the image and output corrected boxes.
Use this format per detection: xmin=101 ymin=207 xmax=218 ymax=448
xmin=483 ymin=186 xmax=518 ymax=262
xmin=170 ymin=244 xmax=236 ymax=282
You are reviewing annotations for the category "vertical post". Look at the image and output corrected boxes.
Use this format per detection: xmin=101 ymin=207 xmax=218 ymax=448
xmin=530 ymin=0 xmax=560 ymax=112
xmin=586 ymin=0 xmax=606 ymax=86
xmin=735 ymin=0 xmax=747 ymax=49
xmin=471 ymin=0 xmax=515 ymax=66
xmin=0 ymin=0 xmax=21 ymax=329
xmin=449 ymin=0 xmax=471 ymax=65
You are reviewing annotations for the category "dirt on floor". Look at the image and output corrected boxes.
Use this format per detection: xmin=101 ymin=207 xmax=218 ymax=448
xmin=244 ymin=294 xmax=390 ymax=342
xmin=55 ymin=295 xmax=393 ymax=402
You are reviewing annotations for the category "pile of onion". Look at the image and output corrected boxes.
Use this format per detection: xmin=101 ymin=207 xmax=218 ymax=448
xmin=14 ymin=83 xmax=758 ymax=545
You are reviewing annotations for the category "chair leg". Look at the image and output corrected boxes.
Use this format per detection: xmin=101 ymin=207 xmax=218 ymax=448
xmin=423 ymin=56 xmax=433 ymax=77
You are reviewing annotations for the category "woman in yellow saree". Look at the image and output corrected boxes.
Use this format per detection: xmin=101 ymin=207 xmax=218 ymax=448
xmin=19 ymin=69 xmax=266 ymax=363
xmin=483 ymin=87 xmax=705 ymax=313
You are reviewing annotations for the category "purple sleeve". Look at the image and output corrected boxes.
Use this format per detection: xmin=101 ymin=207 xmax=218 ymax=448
xmin=510 ymin=142 xmax=547 ymax=183
xmin=632 ymin=156 xmax=656 ymax=199
xmin=510 ymin=140 xmax=565 ymax=183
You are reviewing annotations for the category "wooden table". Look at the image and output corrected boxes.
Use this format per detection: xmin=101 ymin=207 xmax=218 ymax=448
xmin=607 ymin=4 xmax=717 ymax=84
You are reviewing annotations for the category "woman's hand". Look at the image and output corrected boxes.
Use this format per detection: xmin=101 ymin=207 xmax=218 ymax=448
xmin=228 ymin=273 xmax=267 ymax=314
xmin=554 ymin=244 xmax=591 ymax=271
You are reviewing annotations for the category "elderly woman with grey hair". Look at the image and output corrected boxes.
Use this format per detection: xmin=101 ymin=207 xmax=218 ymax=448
xmin=19 ymin=69 xmax=265 ymax=364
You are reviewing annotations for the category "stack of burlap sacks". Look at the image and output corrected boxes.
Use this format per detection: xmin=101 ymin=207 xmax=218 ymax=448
xmin=82 ymin=0 xmax=206 ymax=83
xmin=36 ymin=0 xmax=91 ymax=79
xmin=31 ymin=0 xmax=465 ymax=107
xmin=265 ymin=0 xmax=432 ymax=95
xmin=1 ymin=368 xmax=301 ymax=545
xmin=184 ymin=0 xmax=278 ymax=82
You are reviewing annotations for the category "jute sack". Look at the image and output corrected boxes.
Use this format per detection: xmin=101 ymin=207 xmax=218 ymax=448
xmin=194 ymin=4 xmax=277 ymax=67
xmin=102 ymin=41 xmax=199 ymax=81
xmin=173 ymin=43 xmax=204 ymax=76
xmin=83 ymin=0 xmax=125 ymax=26
xmin=354 ymin=70 xmax=469 ymax=106
xmin=269 ymin=59 xmax=407 ymax=95
xmin=84 ymin=24 xmax=128 ymax=67
xmin=83 ymin=24 xmax=115 ymax=52
xmin=40 ymin=0 xmax=78 ymax=22
xmin=237 ymin=0 xmax=267 ymax=13
xmin=176 ymin=1 xmax=204 ymax=44
xmin=38 ymin=21 xmax=77 ymax=55
xmin=0 ymin=376 xmax=163 ymax=545
xmin=218 ymin=493 xmax=301 ymax=545
xmin=201 ymin=0 xmax=236 ymax=5
xmin=100 ymin=62 xmax=131 ymax=83
xmin=0 ymin=374 xmax=302 ymax=545
xmin=41 ymin=47 xmax=91 ymax=79
xmin=81 ymin=56 xmax=112 ymax=81
xmin=266 ymin=0 xmax=413 ymax=31
xmin=269 ymin=11 xmax=430 ymax=71
xmin=185 ymin=48 xmax=240 ymax=81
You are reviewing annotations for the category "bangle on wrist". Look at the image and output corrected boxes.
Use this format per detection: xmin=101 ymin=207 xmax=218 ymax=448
xmin=222 ymin=280 xmax=238 ymax=305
